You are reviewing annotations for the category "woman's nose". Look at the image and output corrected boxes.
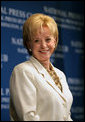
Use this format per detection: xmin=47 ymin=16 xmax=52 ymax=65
xmin=40 ymin=40 xmax=47 ymax=48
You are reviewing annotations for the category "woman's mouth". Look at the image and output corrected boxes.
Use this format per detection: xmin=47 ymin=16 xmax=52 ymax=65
xmin=39 ymin=50 xmax=49 ymax=54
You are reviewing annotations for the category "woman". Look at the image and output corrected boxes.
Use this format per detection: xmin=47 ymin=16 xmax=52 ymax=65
xmin=10 ymin=13 xmax=73 ymax=121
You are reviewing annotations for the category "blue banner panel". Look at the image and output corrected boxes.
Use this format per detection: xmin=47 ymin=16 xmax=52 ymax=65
xmin=1 ymin=1 xmax=84 ymax=121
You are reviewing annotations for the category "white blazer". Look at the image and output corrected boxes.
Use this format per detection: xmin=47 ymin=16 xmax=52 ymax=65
xmin=10 ymin=56 xmax=73 ymax=121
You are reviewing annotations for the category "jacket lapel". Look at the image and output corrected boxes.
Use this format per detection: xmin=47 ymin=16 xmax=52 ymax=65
xmin=30 ymin=56 xmax=66 ymax=102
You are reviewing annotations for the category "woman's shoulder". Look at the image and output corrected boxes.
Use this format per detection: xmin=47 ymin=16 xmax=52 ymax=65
xmin=13 ymin=59 xmax=34 ymax=73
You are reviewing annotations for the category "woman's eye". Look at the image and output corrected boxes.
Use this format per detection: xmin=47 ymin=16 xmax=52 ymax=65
xmin=46 ymin=38 xmax=51 ymax=42
xmin=34 ymin=40 xmax=39 ymax=43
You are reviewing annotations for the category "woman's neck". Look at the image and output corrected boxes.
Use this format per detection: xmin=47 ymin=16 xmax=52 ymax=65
xmin=40 ymin=60 xmax=50 ymax=70
xmin=33 ymin=56 xmax=50 ymax=70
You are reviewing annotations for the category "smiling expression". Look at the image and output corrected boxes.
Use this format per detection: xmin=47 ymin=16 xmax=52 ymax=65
xmin=28 ymin=26 xmax=57 ymax=62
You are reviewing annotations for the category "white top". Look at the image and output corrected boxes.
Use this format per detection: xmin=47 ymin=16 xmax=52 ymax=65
xmin=10 ymin=56 xmax=73 ymax=121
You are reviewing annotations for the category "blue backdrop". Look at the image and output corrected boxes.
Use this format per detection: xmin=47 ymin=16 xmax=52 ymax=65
xmin=1 ymin=1 xmax=84 ymax=121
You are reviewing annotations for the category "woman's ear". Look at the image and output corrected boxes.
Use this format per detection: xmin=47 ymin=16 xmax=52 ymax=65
xmin=55 ymin=37 xmax=58 ymax=47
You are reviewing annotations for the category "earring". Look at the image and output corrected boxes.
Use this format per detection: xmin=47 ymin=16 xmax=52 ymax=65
xmin=54 ymin=45 xmax=55 ymax=48
xmin=29 ymin=49 xmax=32 ymax=51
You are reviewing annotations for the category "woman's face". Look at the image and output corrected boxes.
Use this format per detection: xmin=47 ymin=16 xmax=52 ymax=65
xmin=28 ymin=26 xmax=56 ymax=62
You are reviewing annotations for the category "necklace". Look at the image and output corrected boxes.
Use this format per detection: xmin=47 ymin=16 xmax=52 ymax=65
xmin=46 ymin=63 xmax=63 ymax=92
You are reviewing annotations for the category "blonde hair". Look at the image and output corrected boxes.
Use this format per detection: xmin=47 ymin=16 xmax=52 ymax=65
xmin=23 ymin=13 xmax=59 ymax=55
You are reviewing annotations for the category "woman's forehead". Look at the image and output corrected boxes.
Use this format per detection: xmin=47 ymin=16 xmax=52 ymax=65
xmin=34 ymin=26 xmax=52 ymax=36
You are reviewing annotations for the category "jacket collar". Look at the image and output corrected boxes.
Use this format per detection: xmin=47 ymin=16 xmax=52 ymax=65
xmin=30 ymin=56 xmax=66 ymax=102
xmin=30 ymin=56 xmax=48 ymax=75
